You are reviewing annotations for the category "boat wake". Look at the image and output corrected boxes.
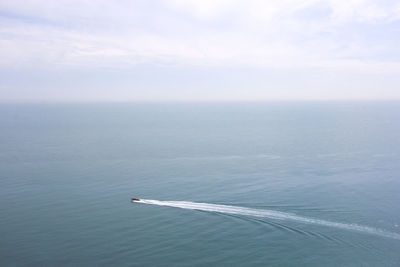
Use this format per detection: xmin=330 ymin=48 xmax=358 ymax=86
xmin=136 ymin=199 xmax=400 ymax=240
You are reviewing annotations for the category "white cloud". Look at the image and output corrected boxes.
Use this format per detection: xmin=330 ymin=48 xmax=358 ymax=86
xmin=166 ymin=0 xmax=234 ymax=19
xmin=1 ymin=0 xmax=400 ymax=101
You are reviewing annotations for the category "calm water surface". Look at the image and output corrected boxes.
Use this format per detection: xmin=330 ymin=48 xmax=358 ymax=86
xmin=1 ymin=102 xmax=400 ymax=266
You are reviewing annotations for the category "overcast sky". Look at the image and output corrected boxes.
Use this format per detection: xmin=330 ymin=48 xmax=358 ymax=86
xmin=1 ymin=0 xmax=400 ymax=102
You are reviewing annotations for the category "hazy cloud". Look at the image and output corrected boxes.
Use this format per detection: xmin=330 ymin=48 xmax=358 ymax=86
xmin=1 ymin=0 xmax=399 ymax=101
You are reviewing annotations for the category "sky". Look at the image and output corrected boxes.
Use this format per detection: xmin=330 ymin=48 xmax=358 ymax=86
xmin=0 ymin=0 xmax=400 ymax=102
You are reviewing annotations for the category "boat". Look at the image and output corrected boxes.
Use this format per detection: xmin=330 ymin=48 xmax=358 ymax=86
xmin=131 ymin=197 xmax=140 ymax=202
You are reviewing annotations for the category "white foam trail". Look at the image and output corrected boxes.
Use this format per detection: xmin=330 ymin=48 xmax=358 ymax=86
xmin=137 ymin=199 xmax=400 ymax=240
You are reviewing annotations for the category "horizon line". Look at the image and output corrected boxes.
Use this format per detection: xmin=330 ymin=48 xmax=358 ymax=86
xmin=1 ymin=99 xmax=400 ymax=104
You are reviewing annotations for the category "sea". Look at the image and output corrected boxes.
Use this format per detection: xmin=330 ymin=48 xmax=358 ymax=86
xmin=1 ymin=101 xmax=400 ymax=266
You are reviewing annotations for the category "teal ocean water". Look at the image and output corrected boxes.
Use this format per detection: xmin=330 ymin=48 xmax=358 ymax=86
xmin=1 ymin=102 xmax=400 ymax=266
